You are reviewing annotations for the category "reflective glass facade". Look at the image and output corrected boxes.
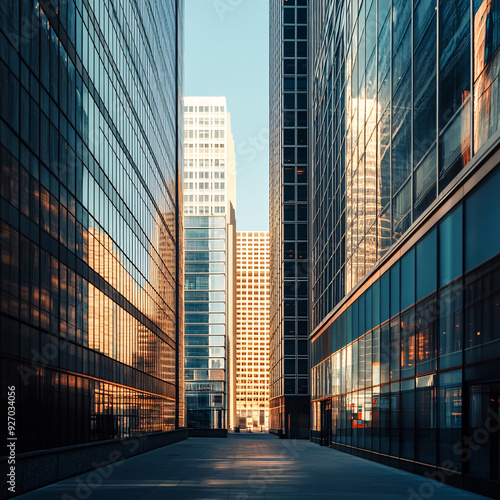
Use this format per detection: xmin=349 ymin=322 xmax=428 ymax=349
xmin=310 ymin=1 xmax=500 ymax=496
xmin=269 ymin=0 xmax=310 ymax=438
xmin=0 ymin=0 xmax=184 ymax=453
xmin=183 ymin=97 xmax=237 ymax=430
xmin=310 ymin=0 xmax=500 ymax=326
xmin=184 ymin=217 xmax=230 ymax=429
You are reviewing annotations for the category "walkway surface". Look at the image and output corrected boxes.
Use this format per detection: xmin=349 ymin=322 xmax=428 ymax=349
xmin=16 ymin=433 xmax=488 ymax=500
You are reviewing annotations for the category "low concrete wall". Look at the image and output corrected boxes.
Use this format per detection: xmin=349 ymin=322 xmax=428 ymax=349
xmin=1 ymin=429 xmax=188 ymax=497
xmin=187 ymin=428 xmax=228 ymax=438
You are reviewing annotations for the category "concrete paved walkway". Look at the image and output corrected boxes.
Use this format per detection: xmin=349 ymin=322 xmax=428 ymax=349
xmin=16 ymin=433 xmax=488 ymax=499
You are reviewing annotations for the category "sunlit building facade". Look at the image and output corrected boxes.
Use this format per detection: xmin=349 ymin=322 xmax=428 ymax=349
xmin=183 ymin=97 xmax=237 ymax=430
xmin=236 ymin=232 xmax=270 ymax=430
xmin=0 ymin=0 xmax=185 ymax=454
xmin=309 ymin=0 xmax=500 ymax=497
xmin=269 ymin=0 xmax=311 ymax=439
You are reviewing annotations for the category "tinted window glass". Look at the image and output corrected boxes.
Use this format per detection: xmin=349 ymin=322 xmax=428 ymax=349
xmin=439 ymin=203 xmax=463 ymax=286
xmin=465 ymin=166 xmax=500 ymax=271
xmin=416 ymin=227 xmax=437 ymax=300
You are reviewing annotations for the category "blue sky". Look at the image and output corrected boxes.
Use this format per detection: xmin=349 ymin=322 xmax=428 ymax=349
xmin=184 ymin=0 xmax=269 ymax=231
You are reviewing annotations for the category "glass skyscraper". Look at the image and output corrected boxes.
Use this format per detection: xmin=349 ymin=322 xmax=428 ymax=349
xmin=269 ymin=0 xmax=310 ymax=439
xmin=309 ymin=0 xmax=500 ymax=497
xmin=183 ymin=97 xmax=237 ymax=431
xmin=0 ymin=0 xmax=184 ymax=456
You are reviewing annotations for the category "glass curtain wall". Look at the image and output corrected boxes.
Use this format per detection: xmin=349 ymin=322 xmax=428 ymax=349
xmin=310 ymin=0 xmax=500 ymax=495
xmin=310 ymin=0 xmax=500 ymax=328
xmin=184 ymin=216 xmax=227 ymax=429
xmin=0 ymin=0 xmax=184 ymax=452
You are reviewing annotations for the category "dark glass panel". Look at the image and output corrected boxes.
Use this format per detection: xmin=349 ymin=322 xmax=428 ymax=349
xmin=439 ymin=203 xmax=463 ymax=287
xmin=416 ymin=294 xmax=437 ymax=374
xmin=416 ymin=387 xmax=437 ymax=464
xmin=390 ymin=262 xmax=400 ymax=318
xmin=414 ymin=147 xmax=437 ymax=219
xmin=390 ymin=317 xmax=401 ymax=381
xmin=400 ymin=248 xmax=415 ymax=311
xmin=416 ymin=227 xmax=437 ymax=301
xmin=438 ymin=280 xmax=463 ymax=370
xmin=465 ymin=166 xmax=500 ymax=272
xmin=401 ymin=308 xmax=416 ymax=379
xmin=438 ymin=383 xmax=462 ymax=471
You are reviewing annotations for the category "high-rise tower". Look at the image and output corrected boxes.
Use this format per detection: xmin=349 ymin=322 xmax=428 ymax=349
xmin=183 ymin=96 xmax=237 ymax=431
xmin=309 ymin=1 xmax=500 ymax=497
xmin=0 ymin=0 xmax=185 ymax=488
xmin=269 ymin=0 xmax=310 ymax=439
xmin=236 ymin=231 xmax=270 ymax=430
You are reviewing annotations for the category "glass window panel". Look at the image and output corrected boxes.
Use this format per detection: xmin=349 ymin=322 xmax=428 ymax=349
xmin=416 ymin=227 xmax=437 ymax=300
xmin=284 ymin=379 xmax=295 ymax=394
xmin=393 ymin=0 xmax=411 ymax=49
xmin=414 ymin=147 xmax=437 ymax=219
xmin=390 ymin=261 xmax=400 ymax=318
xmin=390 ymin=317 xmax=401 ymax=381
xmin=439 ymin=0 xmax=471 ymax=129
xmin=439 ymin=203 xmax=463 ymax=286
xmin=416 ymin=387 xmax=437 ymax=464
xmin=380 ymin=322 xmax=390 ymax=384
xmin=438 ymin=384 xmax=462 ymax=471
xmin=378 ymin=16 xmax=391 ymax=99
xmin=439 ymin=100 xmax=471 ymax=192
xmin=365 ymin=288 xmax=373 ymax=331
xmin=392 ymin=180 xmax=411 ymax=242
xmin=378 ymin=392 xmax=390 ymax=454
xmin=467 ymin=384 xmax=494 ymax=478
xmin=393 ymin=26 xmax=411 ymax=88
xmin=392 ymin=73 xmax=412 ymax=193
xmin=378 ymin=107 xmax=391 ymax=210
xmin=400 ymin=248 xmax=415 ymax=311
xmin=416 ymin=294 xmax=437 ymax=374
xmin=381 ymin=271 xmax=390 ymax=323
xmin=464 ymin=258 xmax=500 ymax=364
xmin=372 ymin=327 xmax=381 ymax=386
xmin=473 ymin=47 xmax=500 ymax=152
xmin=401 ymin=308 xmax=416 ymax=379
xmin=465 ymin=166 xmax=500 ymax=271
xmin=372 ymin=280 xmax=380 ymax=327
xmin=414 ymin=0 xmax=437 ymax=48
xmin=400 ymin=388 xmax=415 ymax=460
xmin=390 ymin=390 xmax=400 ymax=456
xmin=413 ymin=20 xmax=437 ymax=167
xmin=473 ymin=0 xmax=500 ymax=153
xmin=438 ymin=280 xmax=463 ymax=370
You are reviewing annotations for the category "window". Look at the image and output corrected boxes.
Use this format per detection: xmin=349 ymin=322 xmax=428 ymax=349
xmin=439 ymin=203 xmax=462 ymax=286
xmin=416 ymin=227 xmax=437 ymax=300
xmin=465 ymin=167 xmax=500 ymax=272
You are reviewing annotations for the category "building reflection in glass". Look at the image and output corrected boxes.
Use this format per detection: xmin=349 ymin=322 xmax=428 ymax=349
xmin=0 ymin=0 xmax=184 ymax=453
xmin=473 ymin=0 xmax=500 ymax=152
xmin=345 ymin=98 xmax=380 ymax=295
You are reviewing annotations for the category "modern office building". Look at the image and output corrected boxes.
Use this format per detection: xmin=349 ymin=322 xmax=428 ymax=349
xmin=0 ymin=0 xmax=185 ymax=468
xmin=309 ymin=0 xmax=500 ymax=497
xmin=183 ymin=96 xmax=237 ymax=431
xmin=269 ymin=0 xmax=310 ymax=439
xmin=236 ymin=231 xmax=270 ymax=430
